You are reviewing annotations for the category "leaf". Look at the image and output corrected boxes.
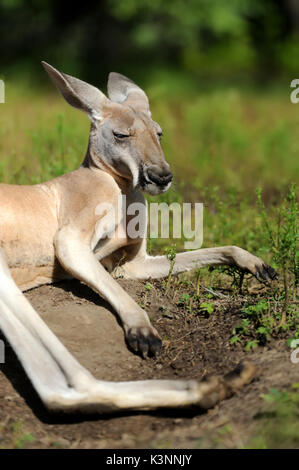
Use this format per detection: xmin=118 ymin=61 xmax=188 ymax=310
xmin=245 ymin=339 xmax=258 ymax=351
xmin=230 ymin=335 xmax=241 ymax=344
xmin=199 ymin=302 xmax=214 ymax=314
xmin=257 ymin=326 xmax=269 ymax=335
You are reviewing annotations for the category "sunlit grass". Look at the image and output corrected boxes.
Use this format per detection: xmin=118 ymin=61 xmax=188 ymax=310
xmin=1 ymin=80 xmax=298 ymax=191
xmin=150 ymin=86 xmax=299 ymax=201
xmin=0 ymin=82 xmax=89 ymax=184
xmin=248 ymin=386 xmax=299 ymax=449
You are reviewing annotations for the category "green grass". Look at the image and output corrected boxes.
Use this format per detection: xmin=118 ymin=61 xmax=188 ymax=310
xmin=249 ymin=385 xmax=299 ymax=449
xmin=0 ymin=81 xmax=89 ymax=184
xmin=1 ymin=79 xmax=298 ymax=190
xmin=0 ymin=419 xmax=35 ymax=449
xmin=150 ymin=84 xmax=299 ymax=199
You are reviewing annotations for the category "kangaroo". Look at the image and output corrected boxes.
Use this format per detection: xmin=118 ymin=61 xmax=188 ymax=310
xmin=0 ymin=62 xmax=277 ymax=413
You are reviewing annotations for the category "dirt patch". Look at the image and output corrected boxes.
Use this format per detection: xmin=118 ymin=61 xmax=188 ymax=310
xmin=0 ymin=278 xmax=298 ymax=449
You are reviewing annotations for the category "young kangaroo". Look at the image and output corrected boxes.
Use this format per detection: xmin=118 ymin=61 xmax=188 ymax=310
xmin=0 ymin=62 xmax=277 ymax=413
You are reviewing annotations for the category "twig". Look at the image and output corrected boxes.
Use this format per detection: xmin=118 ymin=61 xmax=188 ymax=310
xmin=198 ymin=284 xmax=228 ymax=299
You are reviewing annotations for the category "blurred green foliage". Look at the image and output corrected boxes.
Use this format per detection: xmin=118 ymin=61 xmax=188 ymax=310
xmin=249 ymin=386 xmax=299 ymax=449
xmin=109 ymin=0 xmax=296 ymax=78
xmin=1 ymin=0 xmax=299 ymax=83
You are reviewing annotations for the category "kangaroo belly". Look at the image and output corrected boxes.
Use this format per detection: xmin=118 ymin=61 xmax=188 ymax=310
xmin=0 ymin=183 xmax=65 ymax=290
xmin=10 ymin=263 xmax=71 ymax=291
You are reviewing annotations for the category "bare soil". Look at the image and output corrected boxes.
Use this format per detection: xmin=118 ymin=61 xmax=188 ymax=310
xmin=0 ymin=278 xmax=298 ymax=449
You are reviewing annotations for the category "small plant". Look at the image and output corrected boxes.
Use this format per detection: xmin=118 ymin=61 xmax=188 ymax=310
xmin=249 ymin=385 xmax=299 ymax=449
xmin=245 ymin=339 xmax=259 ymax=351
xmin=15 ymin=433 xmax=35 ymax=449
xmin=208 ymin=264 xmax=249 ymax=294
xmin=229 ymin=334 xmax=241 ymax=345
xmin=178 ymin=293 xmax=192 ymax=313
xmin=194 ymin=265 xmax=201 ymax=296
xmin=230 ymin=300 xmax=273 ymax=349
xmin=165 ymin=246 xmax=177 ymax=294
xmin=198 ymin=302 xmax=214 ymax=315
xmin=257 ymin=184 xmax=298 ymax=327
xmin=140 ymin=282 xmax=153 ymax=309
xmin=8 ymin=420 xmax=35 ymax=449
xmin=178 ymin=293 xmax=191 ymax=304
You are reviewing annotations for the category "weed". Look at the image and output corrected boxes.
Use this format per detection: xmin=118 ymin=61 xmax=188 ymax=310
xmin=257 ymin=184 xmax=298 ymax=326
xmin=230 ymin=298 xmax=298 ymax=350
xmin=15 ymin=433 xmax=35 ymax=449
xmin=4 ymin=420 xmax=36 ymax=449
xmin=210 ymin=265 xmax=247 ymax=294
xmin=249 ymin=385 xmax=299 ymax=449
xmin=198 ymin=302 xmax=214 ymax=315
xmin=177 ymin=293 xmax=192 ymax=313
xmin=165 ymin=246 xmax=177 ymax=294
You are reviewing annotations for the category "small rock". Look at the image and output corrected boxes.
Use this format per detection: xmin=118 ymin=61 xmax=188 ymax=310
xmin=4 ymin=395 xmax=14 ymax=401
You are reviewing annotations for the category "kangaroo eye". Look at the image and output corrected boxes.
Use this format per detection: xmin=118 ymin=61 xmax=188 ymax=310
xmin=113 ymin=131 xmax=129 ymax=139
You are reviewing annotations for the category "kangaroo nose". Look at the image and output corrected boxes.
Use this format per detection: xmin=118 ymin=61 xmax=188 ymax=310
xmin=147 ymin=167 xmax=173 ymax=186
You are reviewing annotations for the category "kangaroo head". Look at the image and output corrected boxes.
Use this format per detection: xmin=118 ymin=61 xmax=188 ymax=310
xmin=42 ymin=62 xmax=172 ymax=195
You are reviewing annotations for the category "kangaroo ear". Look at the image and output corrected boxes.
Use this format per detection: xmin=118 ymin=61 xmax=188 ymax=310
xmin=42 ymin=61 xmax=109 ymax=121
xmin=107 ymin=72 xmax=150 ymax=116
